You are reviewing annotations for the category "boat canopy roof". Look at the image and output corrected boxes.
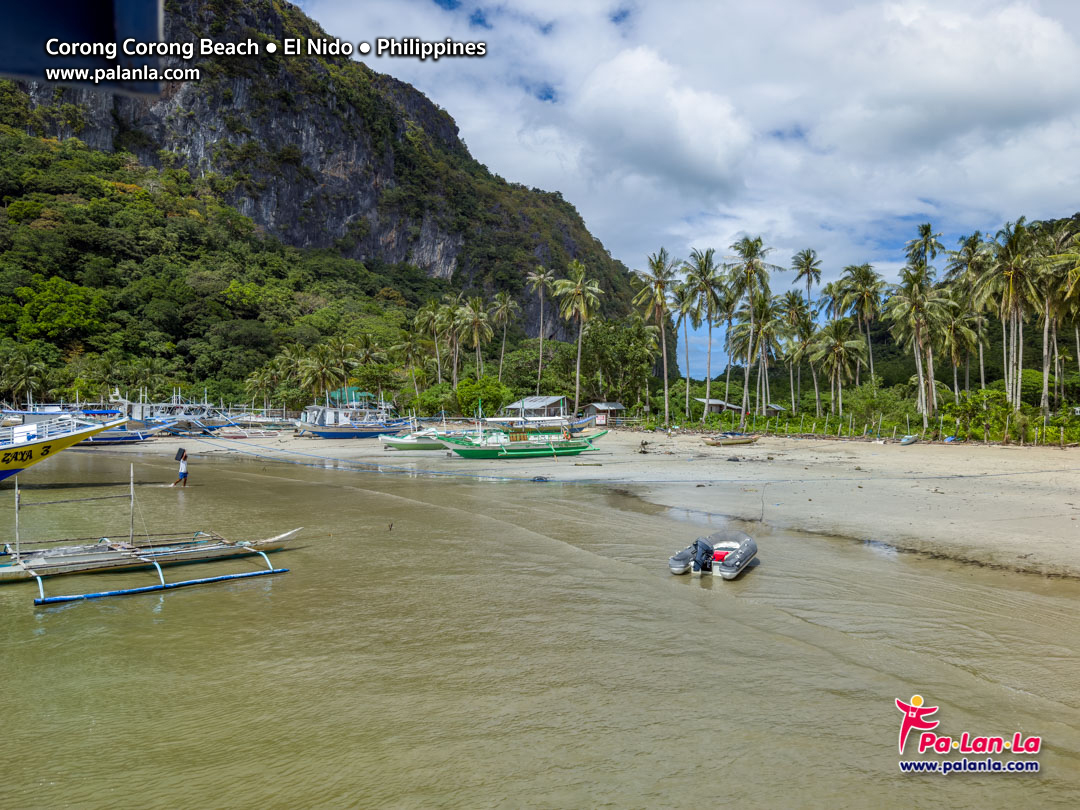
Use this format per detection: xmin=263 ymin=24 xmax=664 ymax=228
xmin=504 ymin=396 xmax=566 ymax=409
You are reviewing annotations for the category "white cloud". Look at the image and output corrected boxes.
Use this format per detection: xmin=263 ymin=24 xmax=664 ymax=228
xmin=304 ymin=0 xmax=1080 ymax=374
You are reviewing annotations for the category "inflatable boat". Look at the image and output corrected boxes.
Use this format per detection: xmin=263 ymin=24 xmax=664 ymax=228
xmin=668 ymin=530 xmax=757 ymax=580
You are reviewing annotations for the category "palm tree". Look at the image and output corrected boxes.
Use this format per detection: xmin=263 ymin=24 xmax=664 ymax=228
xmin=490 ymin=291 xmax=520 ymax=383
xmin=440 ymin=292 xmax=465 ymax=388
xmin=810 ymin=318 xmax=866 ymax=416
xmin=245 ymin=366 xmax=274 ymax=410
xmin=793 ymin=310 xmax=823 ymax=417
xmin=325 ymin=336 xmax=358 ymax=394
xmin=279 ymin=343 xmax=309 ymax=389
xmin=554 ymin=260 xmax=604 ymax=414
xmin=633 ymin=247 xmax=680 ymax=425
xmin=905 ymin=222 xmax=945 ymax=266
xmin=791 ymin=248 xmax=822 ymax=310
xmin=355 ymin=333 xmax=387 ymax=368
xmin=460 ymin=296 xmax=493 ymax=379
xmin=526 ymin=265 xmax=556 ymax=395
xmin=939 ymin=290 xmax=977 ymax=405
xmin=671 ymin=281 xmax=701 ymax=418
xmin=414 ymin=300 xmax=443 ymax=384
xmin=729 ymin=235 xmax=781 ymax=424
xmin=683 ymin=247 xmax=723 ymax=421
xmin=947 ymin=232 xmax=992 ymax=391
xmin=392 ymin=334 xmax=427 ymax=399
xmin=2 ymin=347 xmax=47 ymax=407
xmin=716 ymin=283 xmax=739 ymax=408
xmin=887 ymin=263 xmax=951 ymax=426
xmin=779 ymin=290 xmax=810 ymax=411
xmin=300 ymin=344 xmax=346 ymax=403
xmin=974 ymin=218 xmax=1038 ymax=410
xmin=840 ymin=263 xmax=885 ymax=383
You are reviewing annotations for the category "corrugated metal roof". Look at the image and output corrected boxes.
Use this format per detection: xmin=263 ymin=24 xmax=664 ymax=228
xmin=695 ymin=398 xmax=739 ymax=407
xmin=588 ymin=402 xmax=625 ymax=410
xmin=505 ymin=396 xmax=566 ymax=409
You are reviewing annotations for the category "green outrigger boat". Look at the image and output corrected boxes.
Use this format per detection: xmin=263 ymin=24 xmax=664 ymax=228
xmin=442 ymin=430 xmax=608 ymax=459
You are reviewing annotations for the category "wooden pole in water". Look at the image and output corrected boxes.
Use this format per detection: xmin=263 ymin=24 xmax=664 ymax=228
xmin=129 ymin=464 xmax=135 ymax=545
xmin=14 ymin=477 xmax=19 ymax=559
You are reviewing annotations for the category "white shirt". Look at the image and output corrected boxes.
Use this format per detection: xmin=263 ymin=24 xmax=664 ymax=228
xmin=179 ymin=458 xmax=187 ymax=474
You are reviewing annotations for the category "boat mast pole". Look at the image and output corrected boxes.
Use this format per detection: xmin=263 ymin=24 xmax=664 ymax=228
xmin=129 ymin=464 xmax=134 ymax=545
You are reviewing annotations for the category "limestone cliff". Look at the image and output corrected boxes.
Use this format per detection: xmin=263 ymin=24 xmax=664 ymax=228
xmin=14 ymin=0 xmax=635 ymax=336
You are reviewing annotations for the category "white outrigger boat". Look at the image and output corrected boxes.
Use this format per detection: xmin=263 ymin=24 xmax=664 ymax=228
xmin=2 ymin=468 xmax=298 ymax=605
xmin=378 ymin=427 xmax=448 ymax=450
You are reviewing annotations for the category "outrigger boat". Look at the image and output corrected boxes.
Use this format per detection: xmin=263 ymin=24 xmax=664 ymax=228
xmin=295 ymin=403 xmax=408 ymax=438
xmin=2 ymin=469 xmax=297 ymax=605
xmin=378 ymin=428 xmax=448 ymax=450
xmin=0 ymin=413 xmax=123 ymax=482
xmin=442 ymin=430 xmax=607 ymax=459
xmin=703 ymin=434 xmax=759 ymax=447
xmin=668 ymin=530 xmax=758 ymax=580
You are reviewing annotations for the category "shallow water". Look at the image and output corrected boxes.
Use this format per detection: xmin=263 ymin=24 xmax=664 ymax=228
xmin=2 ymin=450 xmax=1079 ymax=808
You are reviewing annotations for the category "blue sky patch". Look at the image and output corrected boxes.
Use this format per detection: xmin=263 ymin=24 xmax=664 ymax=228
xmin=470 ymin=8 xmax=493 ymax=28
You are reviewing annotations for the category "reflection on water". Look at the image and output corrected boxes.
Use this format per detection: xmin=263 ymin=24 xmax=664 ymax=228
xmin=1 ymin=451 xmax=1079 ymax=808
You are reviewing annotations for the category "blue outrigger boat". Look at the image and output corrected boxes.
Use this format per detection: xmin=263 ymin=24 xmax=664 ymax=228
xmin=295 ymin=403 xmax=407 ymax=439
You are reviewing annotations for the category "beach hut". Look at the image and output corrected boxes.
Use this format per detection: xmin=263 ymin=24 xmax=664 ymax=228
xmin=583 ymin=402 xmax=625 ymax=426
xmin=695 ymin=398 xmax=741 ymax=415
xmin=501 ymin=396 xmax=568 ymax=419
xmin=764 ymin=403 xmax=787 ymax=417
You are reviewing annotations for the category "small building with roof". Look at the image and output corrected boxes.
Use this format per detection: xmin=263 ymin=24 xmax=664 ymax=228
xmin=583 ymin=402 xmax=626 ymax=425
xmin=695 ymin=398 xmax=741 ymax=414
xmin=501 ymin=395 xmax=568 ymax=419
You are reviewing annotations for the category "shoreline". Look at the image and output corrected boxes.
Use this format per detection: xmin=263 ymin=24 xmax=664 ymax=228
xmin=79 ymin=428 xmax=1080 ymax=578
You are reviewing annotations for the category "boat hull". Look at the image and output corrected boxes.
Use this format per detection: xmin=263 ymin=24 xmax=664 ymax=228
xmin=0 ymin=420 xmax=119 ymax=482
xmin=703 ymin=435 xmax=759 ymax=447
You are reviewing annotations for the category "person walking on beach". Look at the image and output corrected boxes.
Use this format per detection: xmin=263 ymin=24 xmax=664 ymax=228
xmin=171 ymin=451 xmax=188 ymax=487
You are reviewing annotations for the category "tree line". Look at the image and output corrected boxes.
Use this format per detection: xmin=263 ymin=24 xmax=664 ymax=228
xmin=635 ymin=218 xmax=1080 ymax=430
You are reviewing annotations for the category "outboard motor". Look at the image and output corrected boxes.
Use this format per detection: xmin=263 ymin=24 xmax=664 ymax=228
xmin=669 ymin=537 xmax=712 ymax=574
xmin=692 ymin=538 xmax=713 ymax=573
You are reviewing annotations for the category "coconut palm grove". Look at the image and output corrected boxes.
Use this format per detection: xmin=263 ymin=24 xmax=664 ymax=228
xmin=1 ymin=111 xmax=1079 ymax=443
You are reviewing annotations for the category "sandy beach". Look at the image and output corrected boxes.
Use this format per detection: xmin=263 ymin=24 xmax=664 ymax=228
xmin=96 ymin=428 xmax=1080 ymax=577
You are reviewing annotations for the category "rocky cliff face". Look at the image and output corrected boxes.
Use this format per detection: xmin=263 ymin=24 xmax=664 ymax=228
xmin=15 ymin=0 xmax=634 ymax=335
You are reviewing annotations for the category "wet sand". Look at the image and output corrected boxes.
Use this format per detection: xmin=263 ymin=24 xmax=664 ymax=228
xmin=94 ymin=428 xmax=1080 ymax=577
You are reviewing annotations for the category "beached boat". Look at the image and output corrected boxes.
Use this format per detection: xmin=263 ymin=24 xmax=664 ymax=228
xmin=0 ymin=413 xmax=123 ymax=482
xmin=0 ymin=528 xmax=300 ymax=583
xmin=80 ymin=421 xmax=176 ymax=445
xmin=900 ymin=435 xmax=919 ymax=446
xmin=443 ymin=430 xmax=607 ymax=459
xmin=379 ymin=428 xmax=448 ymax=450
xmin=703 ymin=434 xmax=760 ymax=447
xmin=2 ymin=471 xmax=299 ymax=604
xmin=295 ymin=403 xmax=407 ymax=438
xmin=668 ymin=530 xmax=757 ymax=580
xmin=109 ymin=389 xmax=230 ymax=433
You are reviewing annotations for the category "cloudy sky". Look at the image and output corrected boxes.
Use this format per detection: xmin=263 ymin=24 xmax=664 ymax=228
xmin=303 ymin=0 xmax=1080 ymax=374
